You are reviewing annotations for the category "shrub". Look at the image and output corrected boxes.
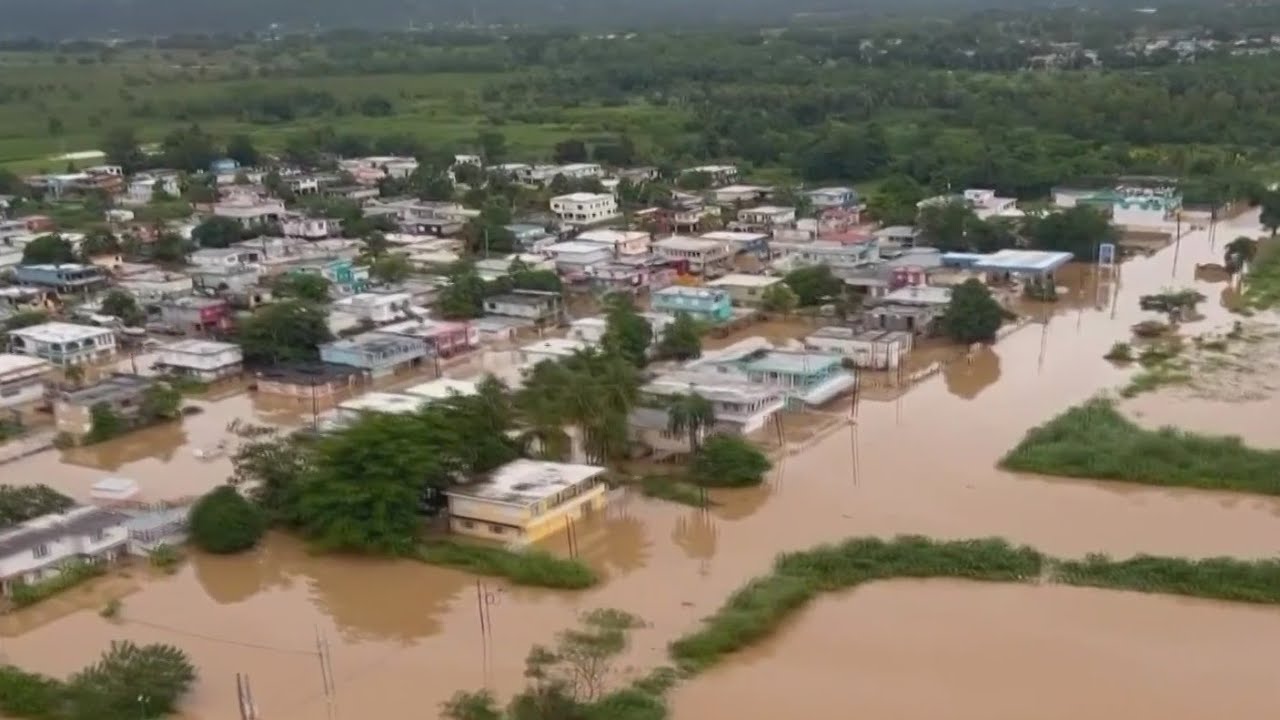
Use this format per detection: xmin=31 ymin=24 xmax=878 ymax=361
xmin=10 ymin=560 xmax=106 ymax=607
xmin=100 ymin=597 xmax=122 ymax=619
xmin=1001 ymin=399 xmax=1280 ymax=495
xmin=1103 ymin=341 xmax=1133 ymax=362
xmin=189 ymin=486 xmax=266 ymax=554
xmin=638 ymin=474 xmax=711 ymax=507
xmin=0 ymin=666 xmax=64 ymax=719
xmin=417 ymin=540 xmax=598 ymax=589
xmin=148 ymin=543 xmax=184 ymax=573
xmin=690 ymin=435 xmax=771 ymax=488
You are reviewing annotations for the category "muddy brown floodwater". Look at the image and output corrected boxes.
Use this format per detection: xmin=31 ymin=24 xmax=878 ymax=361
xmin=4 ymin=213 xmax=1280 ymax=719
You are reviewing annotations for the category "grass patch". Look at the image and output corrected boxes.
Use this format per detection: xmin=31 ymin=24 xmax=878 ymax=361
xmin=1244 ymin=239 xmax=1280 ymax=310
xmin=638 ymin=475 xmax=712 ymax=508
xmin=416 ymin=540 xmax=598 ymax=590
xmin=1001 ymin=399 xmax=1280 ymax=495
xmin=669 ymin=535 xmax=1280 ymax=675
xmin=1119 ymin=363 xmax=1192 ymax=398
xmin=8 ymin=560 xmax=106 ymax=608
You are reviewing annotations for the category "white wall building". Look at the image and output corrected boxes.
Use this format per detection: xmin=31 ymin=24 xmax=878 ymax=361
xmin=156 ymin=340 xmax=244 ymax=381
xmin=803 ymin=327 xmax=913 ymax=370
xmin=282 ymin=215 xmax=340 ymax=239
xmin=550 ymin=193 xmax=619 ymax=225
xmin=331 ymin=292 xmax=414 ymax=324
xmin=0 ymin=354 xmax=52 ymax=408
xmin=0 ymin=507 xmax=129 ymax=597
xmin=117 ymin=270 xmax=194 ymax=301
xmin=652 ymin=236 xmax=732 ymax=274
xmin=8 ymin=322 xmax=116 ymax=367
xmin=518 ymin=338 xmax=592 ymax=367
xmin=213 ymin=196 xmax=286 ymax=228
xmin=575 ymin=229 xmax=651 ymax=257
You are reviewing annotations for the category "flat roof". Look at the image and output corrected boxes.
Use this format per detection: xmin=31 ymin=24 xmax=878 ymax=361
xmin=446 ymin=459 xmax=605 ymax=508
xmin=738 ymin=350 xmax=844 ymax=375
xmin=163 ymin=339 xmax=239 ymax=356
xmin=337 ymin=392 xmax=424 ymax=415
xmin=576 ymin=229 xmax=648 ymax=244
xmin=552 ymin=192 xmax=612 ymax=202
xmin=488 ymin=292 xmax=556 ymax=306
xmin=715 ymin=184 xmax=769 ymax=193
xmin=0 ymin=506 xmax=127 ymax=557
xmin=11 ymin=321 xmax=111 ymax=343
xmin=323 ymin=332 xmax=423 ymax=353
xmin=970 ymin=249 xmax=1074 ymax=273
xmin=808 ymin=327 xmax=913 ymax=343
xmin=706 ymin=274 xmax=782 ymax=289
xmin=62 ymin=374 xmax=153 ymax=405
xmin=741 ymin=205 xmax=793 ymax=214
xmin=521 ymin=338 xmax=591 ymax=357
xmin=402 ymin=378 xmax=479 ymax=401
xmin=882 ymin=285 xmax=953 ymax=306
xmin=654 ymin=285 xmax=729 ymax=300
xmin=380 ymin=318 xmax=468 ymax=338
xmin=0 ymin=354 xmax=50 ymax=377
xmin=700 ymin=231 xmax=769 ymax=242
xmin=644 ymin=371 xmax=783 ymax=404
xmin=654 ymin=236 xmax=726 ymax=252
xmin=548 ymin=241 xmax=611 ymax=255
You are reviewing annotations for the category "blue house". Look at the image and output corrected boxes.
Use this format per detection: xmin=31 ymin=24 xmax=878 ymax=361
xmin=14 ymin=264 xmax=107 ymax=294
xmin=651 ymin=286 xmax=733 ymax=324
xmin=319 ymin=332 xmax=428 ymax=378
xmin=210 ymin=158 xmax=240 ymax=175
xmin=688 ymin=337 xmax=856 ymax=407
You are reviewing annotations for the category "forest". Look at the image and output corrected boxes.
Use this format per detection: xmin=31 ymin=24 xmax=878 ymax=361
xmin=2 ymin=3 xmax=1280 ymax=203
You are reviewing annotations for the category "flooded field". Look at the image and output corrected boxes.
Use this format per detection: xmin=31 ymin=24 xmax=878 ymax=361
xmin=4 ymin=212 xmax=1280 ymax=718
xmin=671 ymin=580 xmax=1280 ymax=720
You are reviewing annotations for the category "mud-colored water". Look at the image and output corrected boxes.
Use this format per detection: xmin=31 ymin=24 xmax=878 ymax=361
xmin=671 ymin=580 xmax=1280 ymax=720
xmin=4 ymin=213 xmax=1280 ymax=719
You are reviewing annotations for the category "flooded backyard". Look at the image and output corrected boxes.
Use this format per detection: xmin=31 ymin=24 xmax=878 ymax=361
xmin=4 ymin=212 xmax=1280 ymax=718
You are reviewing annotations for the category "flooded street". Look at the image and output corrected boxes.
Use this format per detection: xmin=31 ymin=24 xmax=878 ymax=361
xmin=4 ymin=213 xmax=1280 ymax=718
xmin=671 ymin=580 xmax=1280 ymax=720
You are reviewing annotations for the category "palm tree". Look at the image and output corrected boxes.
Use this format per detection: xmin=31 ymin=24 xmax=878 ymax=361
xmin=1224 ymin=236 xmax=1258 ymax=275
xmin=666 ymin=392 xmax=716 ymax=455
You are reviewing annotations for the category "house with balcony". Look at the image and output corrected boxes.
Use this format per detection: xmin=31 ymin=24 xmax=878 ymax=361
xmin=732 ymin=206 xmax=796 ymax=233
xmin=9 ymin=322 xmax=116 ymax=367
xmin=712 ymin=184 xmax=771 ymax=206
xmin=0 ymin=507 xmax=130 ymax=598
xmin=483 ymin=290 xmax=564 ymax=324
xmin=213 ymin=196 xmax=286 ymax=229
xmin=13 ymin=264 xmax=107 ymax=294
xmin=126 ymin=172 xmax=182 ymax=205
xmin=705 ymin=274 xmax=785 ymax=307
xmin=699 ymin=231 xmax=771 ymax=260
xmin=585 ymin=261 xmax=677 ymax=295
xmin=155 ymin=339 xmax=244 ymax=381
xmin=550 ymin=193 xmax=619 ymax=226
xmin=157 ymin=297 xmax=232 ymax=336
xmin=804 ymin=327 xmax=913 ymax=370
xmin=776 ymin=241 xmax=880 ymax=276
xmin=117 ymin=269 xmax=193 ymax=301
xmin=380 ymin=318 xmax=478 ymax=358
xmin=282 ymin=214 xmax=340 ymax=240
xmin=506 ymin=224 xmax=559 ymax=253
xmin=575 ymin=229 xmax=650 ymax=257
xmin=652 ymin=236 xmax=733 ymax=276
xmin=650 ymin=286 xmax=733 ymax=324
xmin=687 ymin=337 xmax=855 ymax=407
xmin=682 ymin=165 xmax=739 ymax=185
xmin=633 ymin=369 xmax=786 ymax=441
xmin=545 ymin=241 xmax=613 ymax=277
xmin=188 ymin=247 xmax=262 ymax=269
xmin=445 ymin=459 xmax=608 ymax=544
xmin=0 ymin=354 xmax=53 ymax=409
xmin=806 ymin=187 xmax=859 ymax=210
xmin=319 ymin=332 xmax=428 ymax=378
xmin=331 ymin=292 xmax=414 ymax=325
xmin=53 ymin=373 xmax=156 ymax=437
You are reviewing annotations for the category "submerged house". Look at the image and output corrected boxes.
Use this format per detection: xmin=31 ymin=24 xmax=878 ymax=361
xmin=686 ymin=337 xmax=855 ymax=407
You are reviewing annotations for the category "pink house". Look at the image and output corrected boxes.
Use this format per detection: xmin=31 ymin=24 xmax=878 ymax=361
xmin=378 ymin=318 xmax=479 ymax=358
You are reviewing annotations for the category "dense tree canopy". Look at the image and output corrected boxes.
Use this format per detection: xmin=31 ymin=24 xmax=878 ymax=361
xmin=940 ymin=279 xmax=1005 ymax=344
xmin=189 ymin=485 xmax=267 ymax=554
xmin=21 ymin=234 xmax=76 ymax=265
xmin=236 ymin=300 xmax=333 ymax=366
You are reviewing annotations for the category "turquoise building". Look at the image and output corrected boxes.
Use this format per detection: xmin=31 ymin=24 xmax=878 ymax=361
xmin=688 ymin=338 xmax=856 ymax=407
xmin=651 ymin=286 xmax=733 ymax=323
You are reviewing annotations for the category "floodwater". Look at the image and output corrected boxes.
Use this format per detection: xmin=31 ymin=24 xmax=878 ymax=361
xmin=671 ymin=580 xmax=1280 ymax=720
xmin=4 ymin=212 xmax=1280 ymax=718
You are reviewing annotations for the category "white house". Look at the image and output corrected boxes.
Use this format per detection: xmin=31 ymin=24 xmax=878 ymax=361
xmin=683 ymin=165 xmax=739 ymax=185
xmin=518 ymin=338 xmax=592 ymax=366
xmin=550 ymin=193 xmax=619 ymax=225
xmin=188 ymin=247 xmax=262 ymax=269
xmin=806 ymin=187 xmax=857 ymax=209
xmin=156 ymin=339 xmax=244 ymax=381
xmin=8 ymin=322 xmax=116 ymax=367
xmin=569 ymin=312 xmax=673 ymax=347
xmin=652 ymin=236 xmax=732 ymax=275
xmin=734 ymin=205 xmax=796 ymax=231
xmin=0 ymin=507 xmax=129 ymax=597
xmin=641 ymin=370 xmax=785 ymax=435
xmin=804 ymin=327 xmax=913 ymax=370
xmin=556 ymin=163 xmax=603 ymax=180
xmin=706 ymin=274 xmax=784 ymax=306
xmin=575 ymin=229 xmax=650 ymax=257
xmin=545 ymin=241 xmax=614 ymax=275
xmin=212 ymin=196 xmax=286 ymax=228
xmin=284 ymin=175 xmax=321 ymax=196
xmin=126 ymin=172 xmax=182 ymax=205
xmin=713 ymin=184 xmax=771 ymax=205
xmin=331 ymin=292 xmax=414 ymax=324
xmin=282 ymin=215 xmax=340 ymax=239
xmin=0 ymin=354 xmax=53 ymax=408
xmin=116 ymin=270 xmax=193 ymax=301
xmin=402 ymin=378 xmax=479 ymax=403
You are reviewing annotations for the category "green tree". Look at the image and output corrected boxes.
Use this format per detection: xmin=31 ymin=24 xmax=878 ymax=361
xmin=1224 ymin=236 xmax=1258 ymax=274
xmin=437 ymin=261 xmax=489 ymax=319
xmin=99 ymin=290 xmax=145 ymax=326
xmin=370 ymin=254 xmax=413 ymax=284
xmin=655 ymin=312 xmax=703 ymax=361
xmin=236 ymin=301 xmax=333 ymax=366
xmin=783 ymin=265 xmax=843 ymax=307
xmin=1023 ymin=206 xmax=1118 ymax=259
xmin=225 ymin=134 xmax=260 ymax=168
xmin=188 ymin=485 xmax=266 ymax=554
xmin=160 ymin=124 xmax=218 ymax=173
xmin=1260 ymin=192 xmax=1280 ymax=236
xmin=2 ymin=310 xmax=48 ymax=332
xmin=149 ymin=232 xmax=192 ymax=263
xmin=477 ymin=129 xmax=507 ymax=164
xmin=866 ymin=174 xmax=925 ymax=226
xmin=64 ymin=642 xmax=196 ymax=720
xmin=412 ymin=168 xmax=456 ymax=202
xmin=690 ymin=435 xmax=771 ymax=487
xmin=101 ymin=127 xmax=144 ymax=173
xmin=916 ymin=200 xmax=976 ymax=251
xmin=139 ymin=383 xmax=182 ymax=423
xmin=0 ymin=485 xmax=75 ymax=529
xmin=553 ymin=138 xmax=589 ymax=164
xmin=191 ymin=216 xmax=244 ymax=249
xmin=85 ymin=403 xmax=125 ymax=443
xmin=79 ymin=227 xmax=121 ymax=258
xmin=272 ymin=273 xmax=331 ymax=303
xmin=21 ymin=234 xmax=76 ymax=265
xmin=228 ymin=424 xmax=312 ymax=525
xmin=666 ymin=393 xmax=716 ymax=454
xmin=601 ymin=293 xmax=652 ymax=367
xmin=759 ymin=282 xmax=799 ymax=313
xmin=940 ymin=278 xmax=1004 ymax=344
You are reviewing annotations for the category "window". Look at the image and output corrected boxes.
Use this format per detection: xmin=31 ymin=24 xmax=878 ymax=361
xmin=90 ymin=529 xmax=106 ymax=543
xmin=488 ymin=524 xmax=506 ymax=535
xmin=32 ymin=543 xmax=49 ymax=559
xmin=461 ymin=520 xmax=475 ymax=529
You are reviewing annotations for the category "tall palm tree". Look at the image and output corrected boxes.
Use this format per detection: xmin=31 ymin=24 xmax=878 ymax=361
xmin=666 ymin=392 xmax=716 ymax=455
xmin=1224 ymin=236 xmax=1258 ymax=275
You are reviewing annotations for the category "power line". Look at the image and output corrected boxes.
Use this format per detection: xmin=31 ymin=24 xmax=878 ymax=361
xmin=119 ymin=616 xmax=318 ymax=656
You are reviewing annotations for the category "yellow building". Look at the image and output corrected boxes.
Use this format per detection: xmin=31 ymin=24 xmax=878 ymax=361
xmin=445 ymin=459 xmax=608 ymax=544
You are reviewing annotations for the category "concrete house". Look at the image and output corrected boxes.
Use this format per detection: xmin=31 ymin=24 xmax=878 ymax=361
xmin=0 ymin=507 xmax=130 ymax=597
xmin=53 ymin=373 xmax=155 ymax=437
xmin=804 ymin=327 xmax=913 ymax=370
xmin=575 ymin=229 xmax=650 ymax=257
xmin=518 ymin=338 xmax=593 ymax=367
xmin=705 ymin=274 xmax=784 ymax=307
xmin=506 ymin=224 xmax=559 ymax=253
xmin=652 ymin=236 xmax=732 ymax=276
xmin=253 ymin=363 xmax=366 ymax=399
xmin=445 ymin=459 xmax=608 ymax=544
xmin=688 ymin=338 xmax=856 ymax=407
xmin=156 ymin=297 xmax=233 ymax=335
xmin=550 ymin=193 xmax=619 ymax=225
xmin=545 ymin=241 xmax=613 ymax=276
xmin=126 ymin=172 xmax=182 ymax=205
xmin=635 ymin=369 xmax=786 ymax=437
xmin=319 ymin=332 xmax=428 ymax=378
xmin=380 ymin=318 xmax=478 ymax=358
xmin=13 ymin=264 xmax=107 ymax=294
xmin=213 ymin=196 xmax=286 ymax=229
xmin=117 ymin=269 xmax=194 ymax=302
xmin=330 ymin=292 xmax=414 ymax=325
xmin=733 ymin=206 xmax=796 ymax=232
xmin=155 ymin=340 xmax=244 ymax=381
xmin=188 ymin=247 xmax=262 ymax=269
xmin=650 ymin=286 xmax=733 ymax=324
xmin=9 ymin=322 xmax=116 ymax=367
xmin=0 ymin=354 xmax=53 ymax=409
xmin=683 ymin=165 xmax=739 ymax=185
xmin=281 ymin=215 xmax=340 ymax=239
xmin=483 ymin=290 xmax=564 ymax=324
xmin=807 ymin=187 xmax=858 ymax=210
xmin=699 ymin=231 xmax=771 ymax=259
xmin=712 ymin=184 xmax=771 ymax=206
